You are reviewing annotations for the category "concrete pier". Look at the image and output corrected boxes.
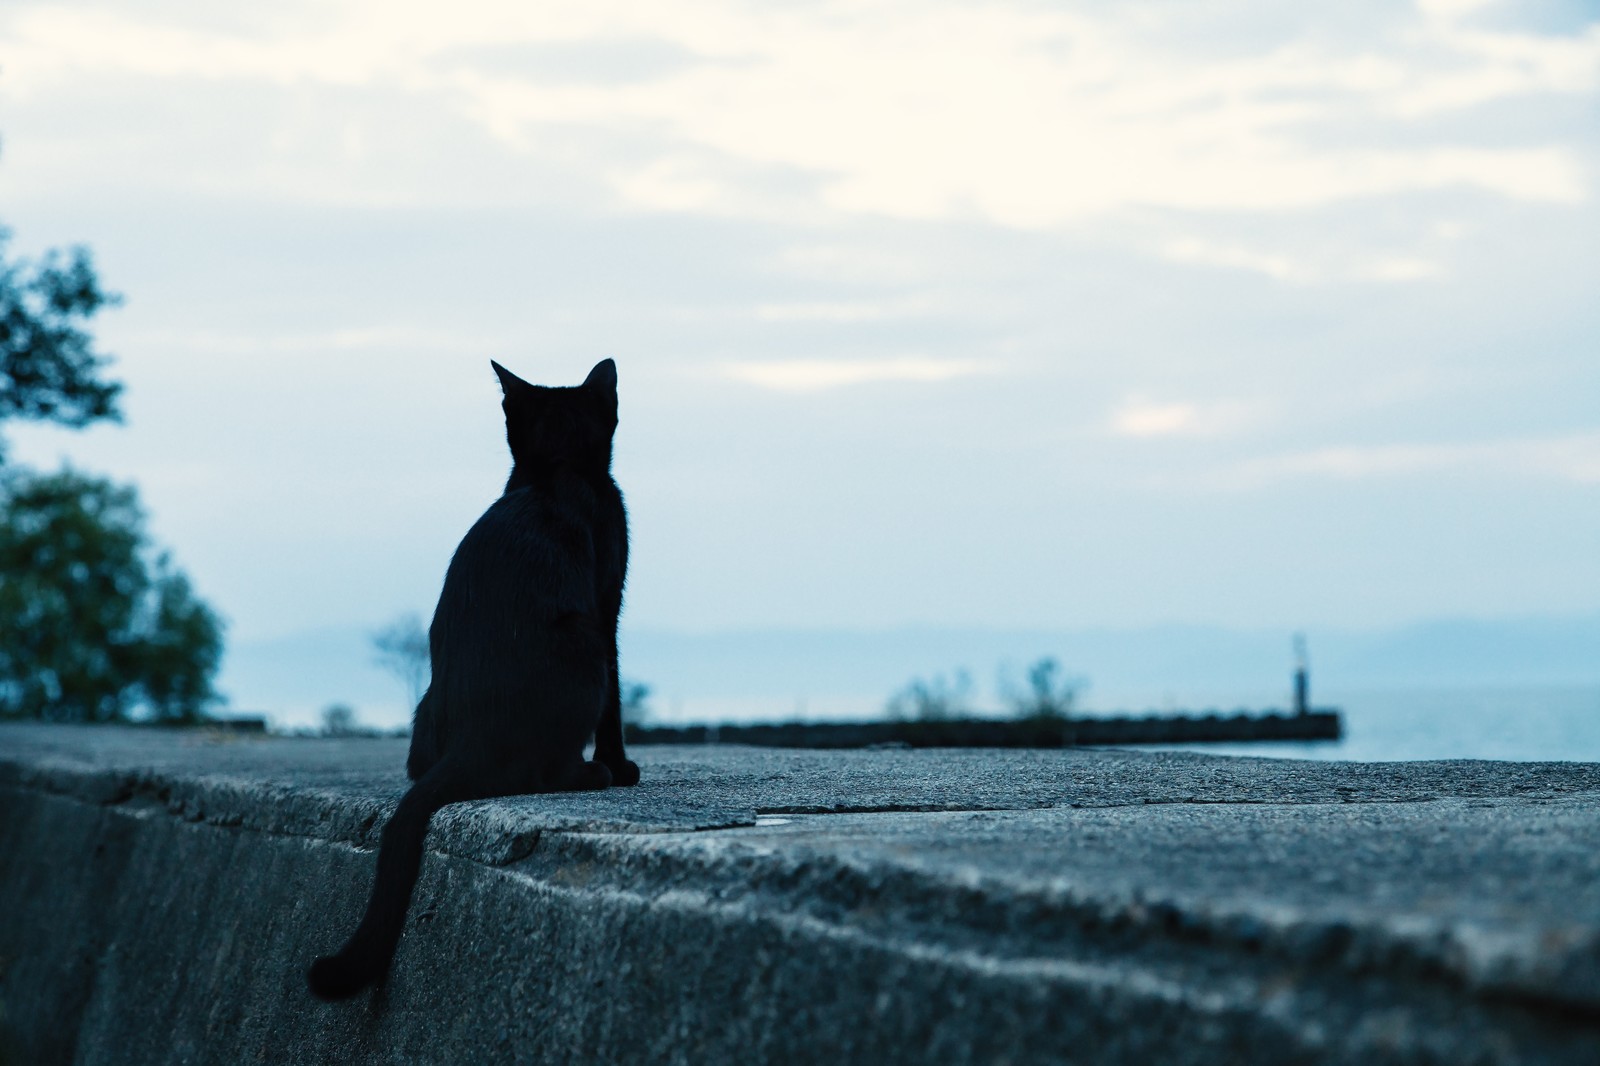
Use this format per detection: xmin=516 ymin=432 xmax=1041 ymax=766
xmin=3 ymin=723 xmax=1598 ymax=1064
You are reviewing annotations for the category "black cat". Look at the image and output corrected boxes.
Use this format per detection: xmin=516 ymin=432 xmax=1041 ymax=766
xmin=307 ymin=358 xmax=638 ymax=1001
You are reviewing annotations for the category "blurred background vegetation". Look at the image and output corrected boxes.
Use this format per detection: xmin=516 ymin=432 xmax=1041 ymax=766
xmin=0 ymin=220 xmax=223 ymax=723
xmin=886 ymin=657 xmax=1087 ymax=723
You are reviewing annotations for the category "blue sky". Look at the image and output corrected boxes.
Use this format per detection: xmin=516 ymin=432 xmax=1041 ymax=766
xmin=2 ymin=0 xmax=1596 ymax=657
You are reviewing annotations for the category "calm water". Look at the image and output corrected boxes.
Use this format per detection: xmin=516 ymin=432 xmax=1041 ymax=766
xmin=1139 ymin=686 xmax=1600 ymax=762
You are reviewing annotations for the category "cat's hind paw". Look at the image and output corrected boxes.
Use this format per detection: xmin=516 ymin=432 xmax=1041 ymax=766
xmin=605 ymin=757 xmax=641 ymax=787
xmin=565 ymin=759 xmax=613 ymax=791
xmin=307 ymin=953 xmax=369 ymax=1001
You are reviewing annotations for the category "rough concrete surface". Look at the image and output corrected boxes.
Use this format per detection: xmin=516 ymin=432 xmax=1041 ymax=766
xmin=2 ymin=723 xmax=1598 ymax=1065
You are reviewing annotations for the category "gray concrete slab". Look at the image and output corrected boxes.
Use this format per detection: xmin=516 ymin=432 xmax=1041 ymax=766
xmin=6 ymin=720 xmax=1598 ymax=829
xmin=3 ymin=723 xmax=1599 ymax=1064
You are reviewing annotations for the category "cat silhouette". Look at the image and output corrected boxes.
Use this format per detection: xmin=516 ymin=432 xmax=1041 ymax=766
xmin=307 ymin=358 xmax=637 ymax=1001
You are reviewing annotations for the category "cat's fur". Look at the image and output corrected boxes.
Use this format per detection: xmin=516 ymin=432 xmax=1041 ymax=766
xmin=306 ymin=358 xmax=638 ymax=1001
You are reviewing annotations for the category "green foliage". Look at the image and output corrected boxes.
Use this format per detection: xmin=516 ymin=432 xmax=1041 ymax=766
xmin=0 ymin=211 xmax=221 ymax=723
xmin=886 ymin=669 xmax=973 ymax=721
xmin=1004 ymin=656 xmax=1085 ymax=721
xmin=0 ymin=230 xmax=122 ymax=457
xmin=0 ymin=466 xmax=224 ymax=722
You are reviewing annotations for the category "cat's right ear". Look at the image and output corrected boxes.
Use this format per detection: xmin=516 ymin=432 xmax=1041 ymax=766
xmin=492 ymin=360 xmax=533 ymax=397
xmin=583 ymin=359 xmax=618 ymax=393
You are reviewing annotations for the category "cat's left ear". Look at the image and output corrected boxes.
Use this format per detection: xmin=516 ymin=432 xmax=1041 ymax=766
xmin=583 ymin=359 xmax=617 ymax=394
xmin=492 ymin=360 xmax=533 ymax=396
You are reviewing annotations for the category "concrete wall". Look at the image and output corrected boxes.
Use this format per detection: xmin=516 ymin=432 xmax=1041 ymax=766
xmin=4 ymin=724 xmax=1600 ymax=1064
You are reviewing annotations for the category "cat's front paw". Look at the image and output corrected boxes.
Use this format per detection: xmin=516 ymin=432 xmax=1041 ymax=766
xmin=604 ymin=758 xmax=641 ymax=787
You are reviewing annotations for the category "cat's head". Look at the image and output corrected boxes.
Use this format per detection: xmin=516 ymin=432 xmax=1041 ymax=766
xmin=492 ymin=359 xmax=618 ymax=472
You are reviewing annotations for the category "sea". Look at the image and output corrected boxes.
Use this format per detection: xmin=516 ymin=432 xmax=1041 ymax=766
xmin=1135 ymin=686 xmax=1600 ymax=762
xmin=239 ymin=685 xmax=1600 ymax=763
xmin=225 ymin=620 xmax=1600 ymax=763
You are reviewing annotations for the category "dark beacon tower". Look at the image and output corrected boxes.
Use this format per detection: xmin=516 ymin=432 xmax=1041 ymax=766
xmin=1293 ymin=633 xmax=1310 ymax=716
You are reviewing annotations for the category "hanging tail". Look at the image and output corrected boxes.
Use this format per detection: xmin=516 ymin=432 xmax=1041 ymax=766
xmin=307 ymin=755 xmax=469 ymax=1000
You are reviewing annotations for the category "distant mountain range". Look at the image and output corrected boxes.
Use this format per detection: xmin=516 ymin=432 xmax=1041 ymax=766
xmin=221 ymin=614 xmax=1600 ymax=731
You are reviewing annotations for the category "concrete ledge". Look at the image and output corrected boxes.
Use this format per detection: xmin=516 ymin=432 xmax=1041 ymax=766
xmin=3 ymin=724 xmax=1599 ymax=1064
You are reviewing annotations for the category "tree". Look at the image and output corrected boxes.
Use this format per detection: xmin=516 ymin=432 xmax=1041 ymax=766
xmin=620 ymin=679 xmax=653 ymax=723
xmin=886 ymin=669 xmax=974 ymax=721
xmin=0 ymin=466 xmax=224 ymax=722
xmin=1003 ymin=657 xmax=1085 ymax=721
xmin=0 ymin=209 xmax=221 ymax=723
xmin=0 ymin=230 xmax=122 ymax=459
xmin=371 ymin=613 xmax=430 ymax=711
xmin=321 ymin=703 xmax=362 ymax=737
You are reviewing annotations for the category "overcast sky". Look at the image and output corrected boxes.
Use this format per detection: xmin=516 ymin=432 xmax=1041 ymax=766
xmin=2 ymin=0 xmax=1596 ymax=646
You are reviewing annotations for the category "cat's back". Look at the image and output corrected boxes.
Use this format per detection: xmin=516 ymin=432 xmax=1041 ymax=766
xmin=438 ymin=480 xmax=594 ymax=618
xmin=591 ymin=473 xmax=627 ymax=596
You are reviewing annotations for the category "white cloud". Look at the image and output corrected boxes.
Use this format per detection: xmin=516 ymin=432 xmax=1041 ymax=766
xmin=115 ymin=325 xmax=493 ymax=356
xmin=1113 ymin=401 xmax=1205 ymax=438
xmin=722 ymin=356 xmax=993 ymax=392
xmin=1161 ymin=237 xmax=1446 ymax=284
xmin=1416 ymin=0 xmax=1497 ymax=19
xmin=1111 ymin=398 xmax=1264 ymax=439
xmin=1212 ymin=432 xmax=1600 ymax=488
xmin=1361 ymin=257 xmax=1441 ymax=283
xmin=752 ymin=298 xmax=932 ymax=323
xmin=4 ymin=0 xmax=1594 ymax=233
xmin=606 ymin=153 xmax=733 ymax=215
xmin=1162 ymin=240 xmax=1304 ymax=283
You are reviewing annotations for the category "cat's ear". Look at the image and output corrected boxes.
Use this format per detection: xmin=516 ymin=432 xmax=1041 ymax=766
xmin=582 ymin=359 xmax=617 ymax=394
xmin=492 ymin=360 xmax=533 ymax=397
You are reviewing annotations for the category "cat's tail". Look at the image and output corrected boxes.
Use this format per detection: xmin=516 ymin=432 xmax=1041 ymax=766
xmin=306 ymin=754 xmax=471 ymax=1001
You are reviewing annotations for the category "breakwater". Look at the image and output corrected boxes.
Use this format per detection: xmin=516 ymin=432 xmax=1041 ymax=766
xmin=627 ymin=709 xmax=1342 ymax=748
